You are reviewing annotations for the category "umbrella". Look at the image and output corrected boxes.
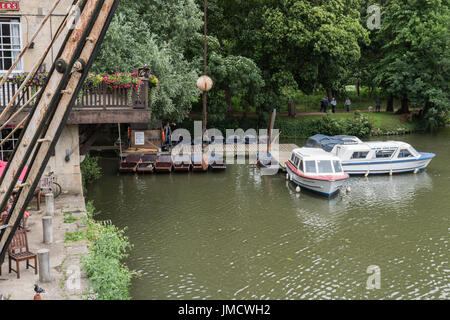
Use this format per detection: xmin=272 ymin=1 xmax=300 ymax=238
xmin=0 ymin=161 xmax=28 ymax=182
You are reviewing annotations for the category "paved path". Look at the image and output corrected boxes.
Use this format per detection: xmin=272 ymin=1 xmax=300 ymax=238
xmin=0 ymin=194 xmax=88 ymax=300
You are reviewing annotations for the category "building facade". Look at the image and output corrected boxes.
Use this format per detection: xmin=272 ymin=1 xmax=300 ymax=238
xmin=0 ymin=0 xmax=73 ymax=74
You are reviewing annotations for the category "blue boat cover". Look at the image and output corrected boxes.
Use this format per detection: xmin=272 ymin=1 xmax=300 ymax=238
xmin=305 ymin=134 xmax=361 ymax=152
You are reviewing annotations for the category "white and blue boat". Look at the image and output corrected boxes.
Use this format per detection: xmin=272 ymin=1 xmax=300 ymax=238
xmin=305 ymin=135 xmax=435 ymax=175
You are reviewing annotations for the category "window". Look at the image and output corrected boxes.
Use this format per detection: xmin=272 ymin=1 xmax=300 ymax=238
xmin=317 ymin=160 xmax=333 ymax=174
xmin=293 ymin=156 xmax=299 ymax=167
xmin=333 ymin=160 xmax=343 ymax=173
xmin=304 ymin=160 xmax=317 ymax=174
xmin=298 ymin=160 xmax=303 ymax=171
xmin=351 ymin=151 xmax=369 ymax=159
xmin=376 ymin=150 xmax=395 ymax=158
xmin=0 ymin=17 xmax=22 ymax=72
xmin=0 ymin=128 xmax=21 ymax=161
xmin=398 ymin=149 xmax=414 ymax=158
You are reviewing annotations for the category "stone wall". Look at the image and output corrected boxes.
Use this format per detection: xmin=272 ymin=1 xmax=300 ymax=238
xmin=45 ymin=124 xmax=83 ymax=196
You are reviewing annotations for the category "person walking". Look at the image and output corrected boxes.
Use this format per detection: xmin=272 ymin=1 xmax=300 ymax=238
xmin=323 ymin=97 xmax=329 ymax=113
xmin=345 ymin=98 xmax=351 ymax=112
xmin=375 ymin=99 xmax=382 ymax=112
xmin=331 ymin=97 xmax=337 ymax=113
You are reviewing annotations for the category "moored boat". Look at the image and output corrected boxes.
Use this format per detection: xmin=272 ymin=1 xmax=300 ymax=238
xmin=136 ymin=153 xmax=157 ymax=173
xmin=119 ymin=153 xmax=141 ymax=173
xmin=173 ymin=154 xmax=191 ymax=172
xmin=285 ymin=148 xmax=349 ymax=197
xmin=306 ymin=135 xmax=436 ymax=175
xmin=155 ymin=154 xmax=173 ymax=173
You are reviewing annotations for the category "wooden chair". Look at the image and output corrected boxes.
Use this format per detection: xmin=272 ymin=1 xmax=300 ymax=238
xmin=7 ymin=230 xmax=37 ymax=279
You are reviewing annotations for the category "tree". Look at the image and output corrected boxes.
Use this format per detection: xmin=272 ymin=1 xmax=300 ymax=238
xmin=209 ymin=0 xmax=369 ymax=117
xmin=92 ymin=0 xmax=204 ymax=122
xmin=374 ymin=0 xmax=450 ymax=116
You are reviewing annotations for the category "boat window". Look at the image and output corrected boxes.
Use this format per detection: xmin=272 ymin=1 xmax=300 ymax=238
xmin=317 ymin=160 xmax=333 ymax=174
xmin=294 ymin=156 xmax=300 ymax=167
xmin=351 ymin=151 xmax=369 ymax=159
xmin=291 ymin=154 xmax=295 ymax=162
xmin=304 ymin=161 xmax=317 ymax=174
xmin=333 ymin=160 xmax=343 ymax=173
xmin=298 ymin=160 xmax=303 ymax=171
xmin=398 ymin=149 xmax=414 ymax=158
xmin=375 ymin=150 xmax=395 ymax=158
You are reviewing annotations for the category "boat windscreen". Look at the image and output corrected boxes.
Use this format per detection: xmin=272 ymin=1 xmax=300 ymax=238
xmin=317 ymin=160 xmax=333 ymax=174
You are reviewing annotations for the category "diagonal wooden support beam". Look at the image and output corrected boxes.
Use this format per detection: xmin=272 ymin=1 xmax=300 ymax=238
xmin=0 ymin=0 xmax=119 ymax=264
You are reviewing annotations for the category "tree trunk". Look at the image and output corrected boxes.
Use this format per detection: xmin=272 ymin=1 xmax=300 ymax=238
xmin=386 ymin=94 xmax=394 ymax=112
xmin=288 ymin=100 xmax=296 ymax=118
xmin=398 ymin=94 xmax=409 ymax=114
xmin=356 ymin=81 xmax=360 ymax=97
xmin=325 ymin=88 xmax=332 ymax=102
xmin=225 ymin=86 xmax=232 ymax=115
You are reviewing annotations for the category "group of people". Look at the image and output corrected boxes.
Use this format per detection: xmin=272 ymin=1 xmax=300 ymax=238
xmin=0 ymin=195 xmax=31 ymax=232
xmin=320 ymin=97 xmax=383 ymax=113
xmin=320 ymin=97 xmax=352 ymax=113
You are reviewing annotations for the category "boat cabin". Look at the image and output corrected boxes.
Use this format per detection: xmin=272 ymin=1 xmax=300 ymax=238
xmin=289 ymin=148 xmax=345 ymax=176
xmin=330 ymin=141 xmax=421 ymax=162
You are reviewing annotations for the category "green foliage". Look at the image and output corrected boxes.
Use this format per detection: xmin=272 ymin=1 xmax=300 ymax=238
xmin=276 ymin=113 xmax=373 ymax=138
xmin=65 ymin=230 xmax=85 ymax=243
xmin=424 ymin=107 xmax=449 ymax=131
xmin=81 ymin=154 xmax=102 ymax=185
xmin=372 ymin=0 xmax=450 ymax=117
xmin=81 ymin=202 xmax=134 ymax=300
xmin=93 ymin=0 xmax=203 ymax=122
xmin=63 ymin=212 xmax=79 ymax=224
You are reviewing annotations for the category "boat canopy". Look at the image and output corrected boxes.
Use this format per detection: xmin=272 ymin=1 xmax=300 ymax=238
xmin=305 ymin=134 xmax=362 ymax=152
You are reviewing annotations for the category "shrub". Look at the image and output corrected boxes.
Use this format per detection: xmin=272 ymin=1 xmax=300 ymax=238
xmin=81 ymin=202 xmax=134 ymax=300
xmin=81 ymin=154 xmax=102 ymax=185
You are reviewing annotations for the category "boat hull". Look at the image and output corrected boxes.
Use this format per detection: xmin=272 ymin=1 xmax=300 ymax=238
xmin=286 ymin=165 xmax=346 ymax=197
xmin=342 ymin=153 xmax=435 ymax=175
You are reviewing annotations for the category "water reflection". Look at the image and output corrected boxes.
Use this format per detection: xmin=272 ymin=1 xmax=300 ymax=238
xmin=87 ymin=130 xmax=449 ymax=300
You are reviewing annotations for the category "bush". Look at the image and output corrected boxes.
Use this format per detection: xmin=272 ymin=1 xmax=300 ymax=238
xmin=81 ymin=202 xmax=134 ymax=300
xmin=81 ymin=154 xmax=102 ymax=185
xmin=276 ymin=114 xmax=373 ymax=138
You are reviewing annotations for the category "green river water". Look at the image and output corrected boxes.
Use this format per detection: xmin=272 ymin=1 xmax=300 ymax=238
xmin=87 ymin=129 xmax=449 ymax=300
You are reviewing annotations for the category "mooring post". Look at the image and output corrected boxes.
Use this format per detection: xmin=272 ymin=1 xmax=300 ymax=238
xmin=42 ymin=216 xmax=53 ymax=244
xmin=37 ymin=249 xmax=51 ymax=283
xmin=45 ymin=193 xmax=54 ymax=216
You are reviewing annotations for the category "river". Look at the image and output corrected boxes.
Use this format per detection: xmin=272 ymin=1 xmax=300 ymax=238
xmin=87 ymin=129 xmax=449 ymax=300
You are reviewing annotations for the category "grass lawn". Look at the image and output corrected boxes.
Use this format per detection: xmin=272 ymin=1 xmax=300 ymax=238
xmin=281 ymin=111 xmax=417 ymax=132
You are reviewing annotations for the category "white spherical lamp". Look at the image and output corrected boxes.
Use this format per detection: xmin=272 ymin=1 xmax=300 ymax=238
xmin=196 ymin=75 xmax=213 ymax=92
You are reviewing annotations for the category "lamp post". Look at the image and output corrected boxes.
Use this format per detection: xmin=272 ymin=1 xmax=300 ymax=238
xmin=197 ymin=0 xmax=213 ymax=138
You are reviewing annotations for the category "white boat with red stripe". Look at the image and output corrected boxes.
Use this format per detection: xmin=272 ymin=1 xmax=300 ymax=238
xmin=285 ymin=148 xmax=349 ymax=197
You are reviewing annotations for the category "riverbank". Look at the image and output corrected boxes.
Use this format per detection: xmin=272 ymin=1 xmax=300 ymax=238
xmin=183 ymin=111 xmax=419 ymax=139
xmin=0 ymin=194 xmax=88 ymax=300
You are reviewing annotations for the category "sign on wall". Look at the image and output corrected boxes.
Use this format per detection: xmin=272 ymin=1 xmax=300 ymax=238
xmin=134 ymin=132 xmax=145 ymax=146
xmin=0 ymin=2 xmax=19 ymax=11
